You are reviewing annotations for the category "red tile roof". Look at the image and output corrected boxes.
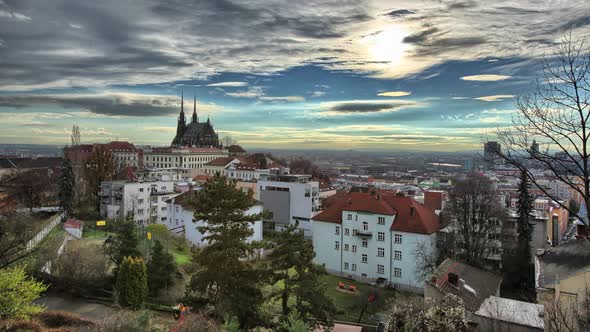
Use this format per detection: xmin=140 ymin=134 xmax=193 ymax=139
xmin=105 ymin=141 xmax=137 ymax=152
xmin=64 ymin=219 xmax=83 ymax=229
xmin=312 ymin=191 xmax=440 ymax=235
xmin=227 ymin=145 xmax=246 ymax=153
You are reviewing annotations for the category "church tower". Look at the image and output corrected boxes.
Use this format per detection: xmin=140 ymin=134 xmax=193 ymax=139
xmin=173 ymin=90 xmax=187 ymax=146
xmin=191 ymin=89 xmax=198 ymax=123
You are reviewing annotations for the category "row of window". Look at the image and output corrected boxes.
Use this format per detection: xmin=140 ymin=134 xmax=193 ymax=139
xmin=335 ymin=226 xmax=402 ymax=244
xmin=342 ymin=263 xmax=402 ymax=277
xmin=335 ymin=241 xmax=403 ymax=260
xmin=345 ymin=214 xmax=386 ymax=224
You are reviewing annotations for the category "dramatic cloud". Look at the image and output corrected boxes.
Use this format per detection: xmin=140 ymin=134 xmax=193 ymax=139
xmin=259 ymin=96 xmax=305 ymax=102
xmin=0 ymin=92 xmax=220 ymax=116
xmin=475 ymin=94 xmax=514 ymax=102
xmin=460 ymin=74 xmax=512 ymax=81
xmin=320 ymin=99 xmax=422 ymax=115
xmin=377 ymin=91 xmax=412 ymax=97
xmin=206 ymin=82 xmax=248 ymax=87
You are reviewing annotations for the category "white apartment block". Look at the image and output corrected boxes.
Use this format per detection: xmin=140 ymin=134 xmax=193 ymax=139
xmin=312 ymin=191 xmax=440 ymax=293
xmin=99 ymin=180 xmax=178 ymax=226
xmin=225 ymin=162 xmax=270 ymax=181
xmin=257 ymin=174 xmax=320 ymax=237
xmin=143 ymin=147 xmax=228 ymax=170
xmin=164 ymin=190 xmax=263 ymax=246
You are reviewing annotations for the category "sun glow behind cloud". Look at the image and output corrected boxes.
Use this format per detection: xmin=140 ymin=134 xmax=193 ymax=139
xmin=366 ymin=26 xmax=410 ymax=67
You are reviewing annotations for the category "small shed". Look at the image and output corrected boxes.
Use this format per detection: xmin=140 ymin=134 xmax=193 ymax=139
xmin=64 ymin=219 xmax=83 ymax=239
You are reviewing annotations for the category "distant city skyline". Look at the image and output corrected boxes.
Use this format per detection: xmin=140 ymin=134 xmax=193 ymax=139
xmin=0 ymin=0 xmax=589 ymax=150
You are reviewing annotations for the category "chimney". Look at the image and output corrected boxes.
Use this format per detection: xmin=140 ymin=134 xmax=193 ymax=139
xmin=348 ymin=198 xmax=352 ymax=206
xmin=424 ymin=191 xmax=443 ymax=212
xmin=447 ymin=272 xmax=459 ymax=287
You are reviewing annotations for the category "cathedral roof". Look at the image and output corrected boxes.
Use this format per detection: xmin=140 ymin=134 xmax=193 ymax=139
xmin=181 ymin=122 xmax=209 ymax=139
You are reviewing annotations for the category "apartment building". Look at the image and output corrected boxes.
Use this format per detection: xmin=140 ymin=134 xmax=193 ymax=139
xmin=312 ymin=191 xmax=440 ymax=293
xmin=164 ymin=190 xmax=263 ymax=246
xmin=257 ymin=174 xmax=320 ymax=237
xmin=143 ymin=146 xmax=228 ymax=170
xmin=99 ymin=180 xmax=178 ymax=225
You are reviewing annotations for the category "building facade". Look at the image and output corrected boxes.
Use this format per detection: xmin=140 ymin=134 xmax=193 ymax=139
xmin=99 ymin=180 xmax=178 ymax=226
xmin=143 ymin=147 xmax=228 ymax=171
xmin=257 ymin=174 xmax=320 ymax=237
xmin=164 ymin=190 xmax=263 ymax=246
xmin=312 ymin=191 xmax=440 ymax=293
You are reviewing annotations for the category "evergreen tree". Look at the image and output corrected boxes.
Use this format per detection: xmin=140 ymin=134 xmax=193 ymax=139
xmin=268 ymin=223 xmax=337 ymax=329
xmin=516 ymin=169 xmax=535 ymax=297
xmin=116 ymin=256 xmax=148 ymax=310
xmin=147 ymin=240 xmax=179 ymax=296
xmin=186 ymin=174 xmax=266 ymax=329
xmin=58 ymin=155 xmax=76 ymax=217
xmin=104 ymin=216 xmax=141 ymax=278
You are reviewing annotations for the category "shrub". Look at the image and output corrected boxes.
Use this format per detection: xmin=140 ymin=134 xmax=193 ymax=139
xmin=174 ymin=313 xmax=220 ymax=332
xmin=53 ymin=241 xmax=110 ymax=294
xmin=0 ymin=266 xmax=48 ymax=321
xmin=116 ymin=257 xmax=148 ymax=310
xmin=35 ymin=310 xmax=95 ymax=328
xmin=0 ymin=319 xmax=44 ymax=332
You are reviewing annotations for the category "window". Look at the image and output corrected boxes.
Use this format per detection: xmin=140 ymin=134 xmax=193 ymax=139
xmin=161 ymin=207 xmax=167 ymax=211
xmin=362 ymin=239 xmax=368 ymax=247
xmin=335 ymin=226 xmax=340 ymax=235
xmin=352 ymin=264 xmax=357 ymax=271
xmin=352 ymin=245 xmax=357 ymax=252
xmin=378 ymin=216 xmax=385 ymax=225
xmin=138 ymin=199 xmax=144 ymax=204
xmin=377 ymin=264 xmax=384 ymax=274
xmin=394 ymin=250 xmax=402 ymax=260
xmin=394 ymin=268 xmax=402 ymax=278
xmin=137 ymin=209 xmax=144 ymax=215
xmin=344 ymin=262 xmax=349 ymax=270
xmin=344 ymin=244 xmax=349 ymax=251
xmin=353 ymin=229 xmax=358 ymax=236
xmin=139 ymin=188 xmax=144 ymax=193
xmin=344 ymin=228 xmax=350 ymax=236
xmin=160 ymin=217 xmax=166 ymax=221
xmin=362 ymin=222 xmax=368 ymax=231
xmin=378 ymin=247 xmax=385 ymax=257
xmin=394 ymin=234 xmax=402 ymax=244
xmin=378 ymin=232 xmax=385 ymax=241
xmin=347 ymin=214 xmax=352 ymax=220
xmin=362 ymin=254 xmax=368 ymax=263
xmin=335 ymin=241 xmax=340 ymax=250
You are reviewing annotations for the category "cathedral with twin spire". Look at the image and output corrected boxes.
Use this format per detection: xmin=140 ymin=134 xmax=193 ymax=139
xmin=171 ymin=90 xmax=220 ymax=148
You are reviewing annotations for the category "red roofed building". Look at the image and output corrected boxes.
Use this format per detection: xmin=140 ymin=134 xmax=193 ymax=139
xmin=64 ymin=218 xmax=83 ymax=239
xmin=312 ymin=190 xmax=441 ymax=293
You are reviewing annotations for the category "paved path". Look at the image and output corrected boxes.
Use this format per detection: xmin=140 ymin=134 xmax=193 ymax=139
xmin=34 ymin=295 xmax=116 ymax=321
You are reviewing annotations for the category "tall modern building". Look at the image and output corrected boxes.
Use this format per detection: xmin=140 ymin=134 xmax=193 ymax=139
xmin=483 ymin=141 xmax=502 ymax=169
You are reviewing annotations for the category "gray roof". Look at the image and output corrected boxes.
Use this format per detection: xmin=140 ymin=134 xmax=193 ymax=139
xmin=181 ymin=122 xmax=208 ymax=139
xmin=537 ymin=237 xmax=590 ymax=287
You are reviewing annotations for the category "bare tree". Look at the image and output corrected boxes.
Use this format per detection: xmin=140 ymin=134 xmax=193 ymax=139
xmin=70 ymin=125 xmax=84 ymax=202
xmin=489 ymin=34 xmax=590 ymax=224
xmin=86 ymin=146 xmax=115 ymax=212
xmin=414 ymin=238 xmax=440 ymax=282
xmin=441 ymin=174 xmax=506 ymax=269
xmin=5 ymin=169 xmax=51 ymax=212
xmin=221 ymin=135 xmax=237 ymax=147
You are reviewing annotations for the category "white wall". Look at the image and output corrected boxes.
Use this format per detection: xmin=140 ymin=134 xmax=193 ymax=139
xmin=165 ymin=198 xmax=263 ymax=247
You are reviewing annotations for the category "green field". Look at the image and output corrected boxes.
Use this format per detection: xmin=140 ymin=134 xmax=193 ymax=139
xmin=172 ymin=249 xmax=190 ymax=265
xmin=83 ymin=228 xmax=113 ymax=239
xmin=262 ymin=268 xmax=407 ymax=325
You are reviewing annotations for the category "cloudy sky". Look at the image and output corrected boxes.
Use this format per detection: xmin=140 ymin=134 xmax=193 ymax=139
xmin=1 ymin=0 xmax=589 ymax=151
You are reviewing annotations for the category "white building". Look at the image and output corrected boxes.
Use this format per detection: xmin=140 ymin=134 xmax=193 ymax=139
xmin=257 ymin=174 xmax=320 ymax=237
xmin=202 ymin=157 xmax=242 ymax=175
xmin=225 ymin=162 xmax=270 ymax=181
xmin=312 ymin=191 xmax=440 ymax=293
xmin=164 ymin=190 xmax=263 ymax=246
xmin=143 ymin=147 xmax=228 ymax=170
xmin=99 ymin=180 xmax=178 ymax=226
xmin=104 ymin=141 xmax=141 ymax=170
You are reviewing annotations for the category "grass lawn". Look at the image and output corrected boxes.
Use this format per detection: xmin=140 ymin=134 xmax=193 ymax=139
xmin=83 ymin=228 xmax=113 ymax=239
xmin=171 ymin=247 xmax=191 ymax=266
xmin=262 ymin=268 xmax=414 ymax=325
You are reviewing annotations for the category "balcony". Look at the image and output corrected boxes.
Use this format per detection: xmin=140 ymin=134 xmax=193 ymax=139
xmin=355 ymin=230 xmax=373 ymax=237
